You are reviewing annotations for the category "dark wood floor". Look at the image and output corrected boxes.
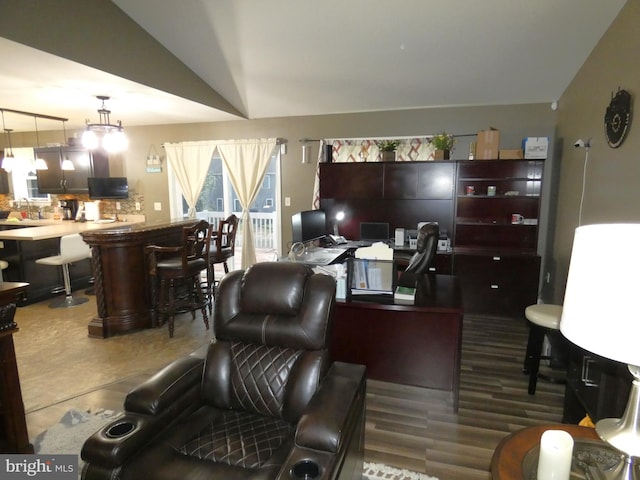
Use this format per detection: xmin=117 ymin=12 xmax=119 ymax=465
xmin=14 ymin=294 xmax=565 ymax=480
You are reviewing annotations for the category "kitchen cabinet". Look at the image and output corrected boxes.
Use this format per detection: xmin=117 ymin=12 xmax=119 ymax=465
xmin=35 ymin=146 xmax=108 ymax=194
xmin=0 ymin=234 xmax=92 ymax=304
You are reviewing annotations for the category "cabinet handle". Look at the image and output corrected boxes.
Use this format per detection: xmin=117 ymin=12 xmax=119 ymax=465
xmin=428 ymin=267 xmax=436 ymax=272
xmin=492 ymin=256 xmax=501 ymax=261
xmin=490 ymin=284 xmax=499 ymax=289
xmin=581 ymin=356 xmax=599 ymax=387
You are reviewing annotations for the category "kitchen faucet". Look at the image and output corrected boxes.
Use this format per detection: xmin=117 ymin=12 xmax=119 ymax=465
xmin=18 ymin=198 xmax=32 ymax=219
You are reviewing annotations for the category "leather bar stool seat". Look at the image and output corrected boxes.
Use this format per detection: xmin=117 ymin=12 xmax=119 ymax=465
xmin=523 ymin=304 xmax=566 ymax=394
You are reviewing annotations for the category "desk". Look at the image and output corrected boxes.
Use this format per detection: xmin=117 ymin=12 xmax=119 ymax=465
xmin=329 ymin=274 xmax=463 ymax=410
xmin=0 ymin=282 xmax=33 ymax=453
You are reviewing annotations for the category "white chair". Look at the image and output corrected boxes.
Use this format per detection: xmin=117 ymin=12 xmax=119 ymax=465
xmin=35 ymin=234 xmax=91 ymax=308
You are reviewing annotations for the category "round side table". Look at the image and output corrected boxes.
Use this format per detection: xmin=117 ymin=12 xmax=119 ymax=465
xmin=491 ymin=424 xmax=600 ymax=479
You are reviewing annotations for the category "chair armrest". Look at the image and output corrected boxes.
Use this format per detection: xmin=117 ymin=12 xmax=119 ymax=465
xmin=81 ymin=355 xmax=205 ymax=472
xmin=125 ymin=354 xmax=204 ymax=415
xmin=295 ymin=361 xmax=366 ymax=453
xmin=144 ymin=245 xmax=182 ymax=255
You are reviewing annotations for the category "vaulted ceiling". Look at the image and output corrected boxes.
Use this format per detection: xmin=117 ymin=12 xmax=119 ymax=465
xmin=0 ymin=0 xmax=627 ymax=132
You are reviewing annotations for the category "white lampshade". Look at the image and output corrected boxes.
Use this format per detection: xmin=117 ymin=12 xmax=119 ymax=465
xmin=560 ymin=224 xmax=640 ymax=367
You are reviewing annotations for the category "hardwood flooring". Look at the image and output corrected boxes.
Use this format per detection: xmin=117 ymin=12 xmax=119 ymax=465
xmin=13 ymin=294 xmax=565 ymax=480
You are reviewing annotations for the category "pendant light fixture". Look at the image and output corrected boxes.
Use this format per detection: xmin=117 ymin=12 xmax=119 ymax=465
xmin=60 ymin=120 xmax=74 ymax=171
xmin=81 ymin=96 xmax=127 ymax=153
xmin=33 ymin=116 xmax=48 ymax=170
xmin=1 ymin=110 xmax=14 ymax=173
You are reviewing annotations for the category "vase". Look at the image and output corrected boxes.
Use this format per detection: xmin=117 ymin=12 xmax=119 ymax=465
xmin=381 ymin=150 xmax=396 ymax=162
xmin=434 ymin=149 xmax=450 ymax=160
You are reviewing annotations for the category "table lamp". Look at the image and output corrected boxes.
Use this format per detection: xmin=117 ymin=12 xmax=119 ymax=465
xmin=560 ymin=224 xmax=640 ymax=479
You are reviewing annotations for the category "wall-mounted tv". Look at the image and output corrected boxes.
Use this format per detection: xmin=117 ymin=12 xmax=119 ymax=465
xmin=87 ymin=177 xmax=129 ymax=200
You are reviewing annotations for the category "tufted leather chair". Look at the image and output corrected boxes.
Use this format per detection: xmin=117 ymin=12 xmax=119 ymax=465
xmin=81 ymin=261 xmax=366 ymax=480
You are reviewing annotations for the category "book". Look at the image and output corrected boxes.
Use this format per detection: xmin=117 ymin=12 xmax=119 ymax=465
xmin=394 ymin=285 xmax=416 ymax=304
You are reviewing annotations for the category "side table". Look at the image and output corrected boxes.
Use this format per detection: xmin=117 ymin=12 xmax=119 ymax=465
xmin=491 ymin=424 xmax=616 ymax=479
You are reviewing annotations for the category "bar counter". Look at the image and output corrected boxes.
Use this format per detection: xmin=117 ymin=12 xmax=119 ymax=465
xmin=81 ymin=219 xmax=198 ymax=338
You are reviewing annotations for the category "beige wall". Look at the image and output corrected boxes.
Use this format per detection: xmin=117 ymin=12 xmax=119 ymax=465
xmin=117 ymin=104 xmax=556 ymax=253
xmin=551 ymin=0 xmax=640 ymax=303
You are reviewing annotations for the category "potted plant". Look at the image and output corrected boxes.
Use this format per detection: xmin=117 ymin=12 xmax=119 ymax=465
xmin=376 ymin=139 xmax=401 ymax=162
xmin=431 ymin=133 xmax=455 ymax=160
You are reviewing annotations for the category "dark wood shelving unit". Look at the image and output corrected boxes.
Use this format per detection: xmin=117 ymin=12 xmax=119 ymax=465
xmin=318 ymin=158 xmax=545 ymax=316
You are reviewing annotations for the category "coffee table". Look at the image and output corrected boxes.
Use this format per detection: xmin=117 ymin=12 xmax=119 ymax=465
xmin=490 ymin=424 xmax=639 ymax=479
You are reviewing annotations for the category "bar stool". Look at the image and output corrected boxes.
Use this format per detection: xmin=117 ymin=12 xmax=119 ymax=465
xmin=0 ymin=260 xmax=8 ymax=282
xmin=35 ymin=234 xmax=91 ymax=308
xmin=523 ymin=303 xmax=565 ymax=394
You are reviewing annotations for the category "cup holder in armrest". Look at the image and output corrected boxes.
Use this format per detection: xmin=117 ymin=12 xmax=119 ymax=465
xmin=290 ymin=460 xmax=320 ymax=479
xmin=105 ymin=421 xmax=136 ymax=438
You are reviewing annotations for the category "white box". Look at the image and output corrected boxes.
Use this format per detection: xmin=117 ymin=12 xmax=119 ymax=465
xmin=523 ymin=137 xmax=549 ymax=159
xmin=394 ymin=228 xmax=405 ymax=246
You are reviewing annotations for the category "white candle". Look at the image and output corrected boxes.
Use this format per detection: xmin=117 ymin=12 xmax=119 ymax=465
xmin=537 ymin=430 xmax=574 ymax=480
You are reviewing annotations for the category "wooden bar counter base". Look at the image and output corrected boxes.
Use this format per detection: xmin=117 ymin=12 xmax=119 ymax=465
xmin=81 ymin=220 xmax=197 ymax=338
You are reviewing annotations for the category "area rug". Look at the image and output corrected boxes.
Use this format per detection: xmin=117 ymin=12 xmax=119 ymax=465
xmin=34 ymin=409 xmax=438 ymax=480
xmin=34 ymin=408 xmax=119 ymax=456
xmin=364 ymin=462 xmax=438 ymax=480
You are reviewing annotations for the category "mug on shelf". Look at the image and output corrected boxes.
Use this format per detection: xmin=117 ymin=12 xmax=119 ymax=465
xmin=511 ymin=213 xmax=524 ymax=224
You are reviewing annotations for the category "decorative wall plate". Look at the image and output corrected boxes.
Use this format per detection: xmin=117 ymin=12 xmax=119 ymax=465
xmin=604 ymin=88 xmax=632 ymax=148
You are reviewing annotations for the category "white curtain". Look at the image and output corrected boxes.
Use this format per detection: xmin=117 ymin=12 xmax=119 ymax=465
xmin=164 ymin=141 xmax=216 ymax=218
xmin=217 ymin=138 xmax=278 ymax=268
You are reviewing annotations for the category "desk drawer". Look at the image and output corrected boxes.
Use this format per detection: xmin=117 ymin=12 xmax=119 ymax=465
xmin=453 ymin=253 xmax=540 ymax=316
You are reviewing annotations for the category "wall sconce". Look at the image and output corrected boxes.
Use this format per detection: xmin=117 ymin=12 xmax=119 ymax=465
xmin=299 ymin=138 xmax=320 ymax=164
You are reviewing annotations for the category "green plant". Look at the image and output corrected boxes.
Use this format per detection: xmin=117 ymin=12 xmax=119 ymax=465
xmin=431 ymin=133 xmax=455 ymax=151
xmin=376 ymin=139 xmax=401 ymax=151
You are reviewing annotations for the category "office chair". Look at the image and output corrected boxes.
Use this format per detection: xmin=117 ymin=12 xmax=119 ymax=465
xmin=404 ymin=222 xmax=439 ymax=274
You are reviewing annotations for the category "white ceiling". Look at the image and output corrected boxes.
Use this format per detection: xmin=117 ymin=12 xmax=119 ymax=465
xmin=0 ymin=0 xmax=627 ymax=133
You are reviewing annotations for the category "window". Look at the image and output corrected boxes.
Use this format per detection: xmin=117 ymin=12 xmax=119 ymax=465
xmin=9 ymin=148 xmax=51 ymax=204
xmin=168 ymin=150 xmax=281 ymax=263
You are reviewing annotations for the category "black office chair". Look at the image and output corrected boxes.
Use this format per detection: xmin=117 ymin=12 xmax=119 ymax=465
xmin=404 ymin=222 xmax=439 ymax=274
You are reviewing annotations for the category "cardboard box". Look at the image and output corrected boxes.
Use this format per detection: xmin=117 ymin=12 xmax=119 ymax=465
xmin=476 ymin=128 xmax=500 ymax=159
xmin=499 ymin=149 xmax=524 ymax=160
xmin=523 ymin=137 xmax=549 ymax=159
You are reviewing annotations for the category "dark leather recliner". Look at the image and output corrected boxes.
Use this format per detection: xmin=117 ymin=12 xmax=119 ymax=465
xmin=80 ymin=262 xmax=366 ymax=480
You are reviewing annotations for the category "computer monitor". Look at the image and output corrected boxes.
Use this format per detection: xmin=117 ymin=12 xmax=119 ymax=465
xmin=359 ymin=222 xmax=390 ymax=242
xmin=292 ymin=210 xmax=327 ymax=243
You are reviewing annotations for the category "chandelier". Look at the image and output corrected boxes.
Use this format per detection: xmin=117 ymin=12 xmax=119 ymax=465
xmin=81 ymin=96 xmax=128 ymax=153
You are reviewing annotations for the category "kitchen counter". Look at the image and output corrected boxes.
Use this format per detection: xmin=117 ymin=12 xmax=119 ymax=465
xmin=0 ymin=215 xmax=146 ymax=241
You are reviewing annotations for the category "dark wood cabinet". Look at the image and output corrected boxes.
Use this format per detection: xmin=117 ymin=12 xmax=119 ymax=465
xmin=319 ymin=161 xmax=455 ymax=241
xmin=563 ymin=344 xmax=632 ymax=424
xmin=318 ymin=159 xmax=544 ymax=317
xmin=35 ymin=146 xmax=109 ymax=194
xmin=453 ymin=253 xmax=540 ymax=316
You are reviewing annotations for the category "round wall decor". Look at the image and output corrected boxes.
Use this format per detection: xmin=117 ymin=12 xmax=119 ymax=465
xmin=604 ymin=88 xmax=632 ymax=148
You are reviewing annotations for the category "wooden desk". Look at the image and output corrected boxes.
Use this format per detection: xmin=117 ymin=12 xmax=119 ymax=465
xmin=0 ymin=282 xmax=33 ymax=453
xmin=491 ymin=424 xmax=602 ymax=479
xmin=329 ymin=274 xmax=463 ymax=410
xmin=81 ymin=220 xmax=197 ymax=338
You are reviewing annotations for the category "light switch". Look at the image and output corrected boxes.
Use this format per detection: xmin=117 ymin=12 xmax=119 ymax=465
xmin=115 ymin=202 xmax=121 ymax=210
xmin=154 ymin=202 xmax=162 ymax=211
xmin=135 ymin=202 xmax=141 ymax=211
xmin=285 ymin=196 xmax=291 ymax=207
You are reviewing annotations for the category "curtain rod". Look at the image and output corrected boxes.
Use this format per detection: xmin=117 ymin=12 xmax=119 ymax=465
xmin=0 ymin=107 xmax=68 ymax=122
xmin=323 ymin=133 xmax=477 ymax=142
xmin=162 ymin=137 xmax=285 ymax=148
